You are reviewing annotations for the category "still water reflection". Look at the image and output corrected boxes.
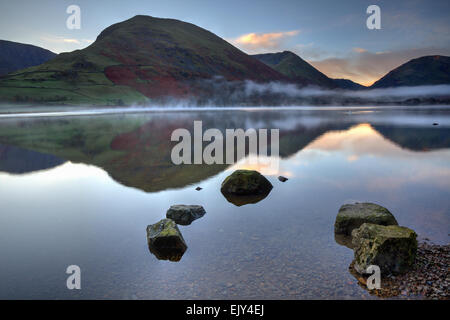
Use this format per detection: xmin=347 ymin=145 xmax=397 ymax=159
xmin=0 ymin=107 xmax=448 ymax=299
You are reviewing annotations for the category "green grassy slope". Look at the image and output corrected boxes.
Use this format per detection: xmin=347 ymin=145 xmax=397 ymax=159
xmin=0 ymin=15 xmax=287 ymax=105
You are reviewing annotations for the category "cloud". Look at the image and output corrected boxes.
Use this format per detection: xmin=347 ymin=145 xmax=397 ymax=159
xmin=228 ymin=30 xmax=300 ymax=54
xmin=38 ymin=36 xmax=95 ymax=53
xmin=352 ymin=47 xmax=367 ymax=53
xmin=42 ymin=36 xmax=94 ymax=45
xmin=63 ymin=39 xmax=80 ymax=44
xmin=308 ymin=47 xmax=450 ymax=86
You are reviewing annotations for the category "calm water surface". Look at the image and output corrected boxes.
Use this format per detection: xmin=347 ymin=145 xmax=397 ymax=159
xmin=0 ymin=106 xmax=449 ymax=299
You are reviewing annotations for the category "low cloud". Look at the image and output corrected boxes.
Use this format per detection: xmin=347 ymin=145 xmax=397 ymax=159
xmin=243 ymin=81 xmax=450 ymax=100
xmin=228 ymin=30 xmax=300 ymax=54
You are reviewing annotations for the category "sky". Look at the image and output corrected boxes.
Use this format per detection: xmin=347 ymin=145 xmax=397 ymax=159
xmin=0 ymin=0 xmax=449 ymax=86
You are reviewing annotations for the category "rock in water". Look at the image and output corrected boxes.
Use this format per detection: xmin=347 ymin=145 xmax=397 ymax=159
xmin=334 ymin=202 xmax=398 ymax=236
xmin=166 ymin=205 xmax=206 ymax=225
xmin=220 ymin=170 xmax=273 ymax=206
xmin=146 ymin=219 xmax=187 ymax=262
xmin=221 ymin=170 xmax=273 ymax=196
xmin=278 ymin=176 xmax=288 ymax=182
xmin=351 ymin=223 xmax=417 ymax=275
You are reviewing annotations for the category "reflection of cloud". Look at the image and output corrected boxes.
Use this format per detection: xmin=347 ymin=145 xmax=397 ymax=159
xmin=304 ymin=123 xmax=450 ymax=162
xmin=228 ymin=155 xmax=282 ymax=176
xmin=295 ymin=123 xmax=450 ymax=189
xmin=228 ymin=30 xmax=299 ymax=54
xmin=306 ymin=123 xmax=400 ymax=156
xmin=309 ymin=47 xmax=450 ymax=86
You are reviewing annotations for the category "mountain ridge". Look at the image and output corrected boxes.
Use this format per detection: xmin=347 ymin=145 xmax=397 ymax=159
xmin=0 ymin=16 xmax=448 ymax=106
xmin=371 ymin=55 xmax=450 ymax=88
xmin=0 ymin=40 xmax=56 ymax=76
xmin=0 ymin=15 xmax=289 ymax=105
xmin=252 ymin=50 xmax=365 ymax=90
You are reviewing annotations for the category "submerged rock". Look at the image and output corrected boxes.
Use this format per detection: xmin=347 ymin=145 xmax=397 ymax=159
xmin=334 ymin=233 xmax=355 ymax=249
xmin=278 ymin=176 xmax=288 ymax=182
xmin=166 ymin=205 xmax=206 ymax=225
xmin=195 ymin=186 xmax=202 ymax=191
xmin=221 ymin=170 xmax=273 ymax=196
xmin=334 ymin=202 xmax=398 ymax=236
xmin=146 ymin=219 xmax=187 ymax=262
xmin=352 ymin=223 xmax=417 ymax=275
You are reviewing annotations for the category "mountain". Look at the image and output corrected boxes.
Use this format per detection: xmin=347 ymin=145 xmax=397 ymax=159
xmin=371 ymin=55 xmax=450 ymax=88
xmin=0 ymin=40 xmax=56 ymax=76
xmin=331 ymin=78 xmax=365 ymax=90
xmin=0 ymin=15 xmax=287 ymax=105
xmin=252 ymin=51 xmax=365 ymax=90
xmin=252 ymin=51 xmax=336 ymax=87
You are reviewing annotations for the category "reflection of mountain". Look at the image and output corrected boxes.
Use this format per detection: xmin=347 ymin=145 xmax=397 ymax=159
xmin=372 ymin=125 xmax=450 ymax=151
xmin=0 ymin=112 xmax=448 ymax=192
xmin=0 ymin=144 xmax=65 ymax=174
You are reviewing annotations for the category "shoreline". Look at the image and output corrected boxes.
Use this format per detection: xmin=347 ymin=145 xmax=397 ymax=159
xmin=349 ymin=241 xmax=449 ymax=299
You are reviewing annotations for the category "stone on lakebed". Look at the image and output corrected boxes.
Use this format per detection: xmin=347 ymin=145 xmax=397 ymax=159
xmin=351 ymin=223 xmax=417 ymax=275
xmin=334 ymin=202 xmax=398 ymax=236
xmin=146 ymin=218 xmax=187 ymax=262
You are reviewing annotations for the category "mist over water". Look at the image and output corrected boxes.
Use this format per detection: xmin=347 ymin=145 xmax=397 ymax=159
xmin=244 ymin=82 xmax=450 ymax=99
xmin=151 ymin=81 xmax=450 ymax=106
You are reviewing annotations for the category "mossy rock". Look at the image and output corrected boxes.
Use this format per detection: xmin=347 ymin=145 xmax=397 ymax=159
xmin=146 ymin=218 xmax=187 ymax=262
xmin=352 ymin=223 xmax=417 ymax=275
xmin=220 ymin=170 xmax=273 ymax=196
xmin=166 ymin=205 xmax=206 ymax=225
xmin=334 ymin=202 xmax=398 ymax=236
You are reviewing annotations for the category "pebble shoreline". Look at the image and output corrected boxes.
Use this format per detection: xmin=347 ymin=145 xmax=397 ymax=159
xmin=350 ymin=241 xmax=449 ymax=299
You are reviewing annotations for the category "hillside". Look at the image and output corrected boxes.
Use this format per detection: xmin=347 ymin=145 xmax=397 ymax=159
xmin=0 ymin=15 xmax=287 ymax=105
xmin=253 ymin=51 xmax=365 ymax=90
xmin=371 ymin=55 xmax=450 ymax=88
xmin=0 ymin=40 xmax=56 ymax=76
xmin=252 ymin=51 xmax=336 ymax=87
xmin=331 ymin=78 xmax=365 ymax=90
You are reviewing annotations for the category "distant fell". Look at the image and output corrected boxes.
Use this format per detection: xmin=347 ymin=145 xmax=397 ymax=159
xmin=0 ymin=40 xmax=56 ymax=76
xmin=253 ymin=51 xmax=365 ymax=89
xmin=371 ymin=55 xmax=450 ymax=88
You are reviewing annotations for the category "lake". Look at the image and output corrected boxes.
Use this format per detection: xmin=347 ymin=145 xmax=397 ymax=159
xmin=0 ymin=106 xmax=449 ymax=299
